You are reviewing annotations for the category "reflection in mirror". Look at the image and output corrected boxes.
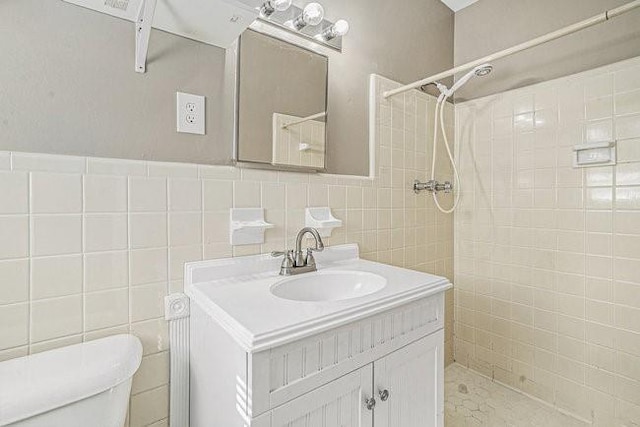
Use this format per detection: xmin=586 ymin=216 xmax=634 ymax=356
xmin=236 ymin=29 xmax=328 ymax=171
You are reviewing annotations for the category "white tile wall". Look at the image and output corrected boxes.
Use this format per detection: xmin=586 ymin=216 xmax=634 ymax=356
xmin=455 ymin=56 xmax=640 ymax=426
xmin=0 ymin=75 xmax=454 ymax=426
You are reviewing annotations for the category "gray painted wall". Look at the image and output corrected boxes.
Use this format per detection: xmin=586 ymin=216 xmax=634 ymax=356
xmin=319 ymin=0 xmax=454 ymax=175
xmin=453 ymin=0 xmax=640 ymax=101
xmin=0 ymin=0 xmax=230 ymax=165
xmin=0 ymin=0 xmax=454 ymax=176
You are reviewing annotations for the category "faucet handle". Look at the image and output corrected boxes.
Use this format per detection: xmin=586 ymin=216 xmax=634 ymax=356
xmin=273 ymin=250 xmax=295 ymax=275
xmin=305 ymin=248 xmax=317 ymax=269
xmin=271 ymin=250 xmax=294 ymax=263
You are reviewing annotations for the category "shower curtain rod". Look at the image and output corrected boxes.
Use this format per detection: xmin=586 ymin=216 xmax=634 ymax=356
xmin=383 ymin=0 xmax=640 ymax=99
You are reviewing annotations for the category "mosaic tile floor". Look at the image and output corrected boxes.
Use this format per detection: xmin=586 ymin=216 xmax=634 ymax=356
xmin=445 ymin=364 xmax=589 ymax=427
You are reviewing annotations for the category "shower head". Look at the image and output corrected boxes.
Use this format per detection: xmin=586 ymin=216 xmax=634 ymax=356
xmin=474 ymin=64 xmax=493 ymax=77
xmin=445 ymin=63 xmax=493 ymax=95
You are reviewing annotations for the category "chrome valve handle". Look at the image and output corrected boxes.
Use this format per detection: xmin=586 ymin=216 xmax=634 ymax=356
xmin=364 ymin=396 xmax=376 ymax=410
xmin=379 ymin=389 xmax=390 ymax=401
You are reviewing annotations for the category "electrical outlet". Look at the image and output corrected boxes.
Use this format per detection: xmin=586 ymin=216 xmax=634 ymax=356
xmin=177 ymin=92 xmax=205 ymax=135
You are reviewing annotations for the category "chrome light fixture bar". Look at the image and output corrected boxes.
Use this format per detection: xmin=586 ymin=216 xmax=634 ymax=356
xmin=260 ymin=0 xmax=292 ymax=18
xmin=256 ymin=2 xmax=349 ymax=51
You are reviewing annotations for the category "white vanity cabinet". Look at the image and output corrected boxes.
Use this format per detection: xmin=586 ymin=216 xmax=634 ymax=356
xmin=190 ymin=293 xmax=445 ymax=427
xmin=185 ymin=245 xmax=450 ymax=427
xmin=252 ymin=331 xmax=444 ymax=427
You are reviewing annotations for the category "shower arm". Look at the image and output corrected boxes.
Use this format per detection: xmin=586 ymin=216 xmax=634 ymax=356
xmin=383 ymin=0 xmax=640 ymax=99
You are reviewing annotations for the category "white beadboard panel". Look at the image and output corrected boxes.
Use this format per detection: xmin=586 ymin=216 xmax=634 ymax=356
xmin=269 ymin=365 xmax=372 ymax=427
xmin=454 ymin=55 xmax=640 ymax=426
xmin=251 ymin=294 xmax=444 ymax=414
xmin=0 ymin=74 xmax=455 ymax=425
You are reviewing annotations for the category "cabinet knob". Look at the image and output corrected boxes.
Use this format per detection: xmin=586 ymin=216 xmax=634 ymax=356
xmin=379 ymin=389 xmax=390 ymax=401
xmin=364 ymin=396 xmax=376 ymax=410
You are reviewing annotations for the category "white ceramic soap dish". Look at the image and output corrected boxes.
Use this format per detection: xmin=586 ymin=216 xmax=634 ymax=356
xmin=305 ymin=207 xmax=342 ymax=237
xmin=230 ymin=208 xmax=274 ymax=245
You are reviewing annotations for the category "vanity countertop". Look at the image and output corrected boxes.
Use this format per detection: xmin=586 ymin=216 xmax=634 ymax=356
xmin=185 ymin=244 xmax=451 ymax=352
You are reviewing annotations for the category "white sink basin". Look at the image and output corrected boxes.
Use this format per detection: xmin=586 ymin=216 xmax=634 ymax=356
xmin=271 ymin=270 xmax=387 ymax=302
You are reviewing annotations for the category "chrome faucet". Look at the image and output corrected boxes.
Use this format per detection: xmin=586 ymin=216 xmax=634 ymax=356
xmin=272 ymin=227 xmax=324 ymax=276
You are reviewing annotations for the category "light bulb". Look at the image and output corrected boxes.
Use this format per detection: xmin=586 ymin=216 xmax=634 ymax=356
xmin=293 ymin=2 xmax=325 ymax=30
xmin=321 ymin=19 xmax=349 ymax=40
xmin=303 ymin=3 xmax=324 ymax=25
xmin=271 ymin=0 xmax=292 ymax=11
xmin=260 ymin=0 xmax=292 ymax=17
xmin=333 ymin=19 xmax=349 ymax=36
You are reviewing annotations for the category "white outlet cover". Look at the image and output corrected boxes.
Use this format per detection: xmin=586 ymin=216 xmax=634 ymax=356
xmin=177 ymin=92 xmax=205 ymax=135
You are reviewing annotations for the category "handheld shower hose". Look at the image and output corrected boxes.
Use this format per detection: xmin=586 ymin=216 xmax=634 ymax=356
xmin=429 ymin=63 xmax=492 ymax=214
xmin=430 ymin=90 xmax=461 ymax=214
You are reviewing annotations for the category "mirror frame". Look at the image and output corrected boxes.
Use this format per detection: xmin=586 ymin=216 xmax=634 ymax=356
xmin=230 ymin=21 xmax=332 ymax=173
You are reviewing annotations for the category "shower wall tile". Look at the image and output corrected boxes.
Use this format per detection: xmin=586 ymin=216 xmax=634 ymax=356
xmin=455 ymin=55 xmax=640 ymax=426
xmin=0 ymin=74 xmax=454 ymax=427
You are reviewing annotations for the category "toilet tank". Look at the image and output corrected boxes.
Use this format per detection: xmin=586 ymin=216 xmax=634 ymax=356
xmin=0 ymin=335 xmax=143 ymax=426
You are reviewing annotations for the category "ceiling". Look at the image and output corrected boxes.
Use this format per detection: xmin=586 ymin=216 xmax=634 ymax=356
xmin=440 ymin=0 xmax=478 ymax=12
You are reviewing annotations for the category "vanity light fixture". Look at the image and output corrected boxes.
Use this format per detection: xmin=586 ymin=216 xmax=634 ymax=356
xmin=260 ymin=0 xmax=292 ymax=18
xmin=292 ymin=2 xmax=325 ymax=30
xmin=319 ymin=19 xmax=349 ymax=40
xmin=256 ymin=1 xmax=348 ymax=51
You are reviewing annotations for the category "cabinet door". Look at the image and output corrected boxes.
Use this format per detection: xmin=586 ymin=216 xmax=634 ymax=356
xmin=267 ymin=364 xmax=374 ymax=427
xmin=373 ymin=330 xmax=444 ymax=427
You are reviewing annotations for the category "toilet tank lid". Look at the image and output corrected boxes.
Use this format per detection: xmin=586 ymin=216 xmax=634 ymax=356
xmin=0 ymin=334 xmax=143 ymax=425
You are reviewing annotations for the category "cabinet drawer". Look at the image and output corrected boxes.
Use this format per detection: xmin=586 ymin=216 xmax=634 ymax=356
xmin=248 ymin=293 xmax=444 ymax=417
xmin=251 ymin=364 xmax=373 ymax=427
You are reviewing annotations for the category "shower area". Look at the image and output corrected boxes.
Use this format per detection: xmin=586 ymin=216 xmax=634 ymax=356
xmin=376 ymin=1 xmax=640 ymax=425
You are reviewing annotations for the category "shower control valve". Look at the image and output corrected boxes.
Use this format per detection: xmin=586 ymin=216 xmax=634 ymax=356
xmin=413 ymin=179 xmax=453 ymax=194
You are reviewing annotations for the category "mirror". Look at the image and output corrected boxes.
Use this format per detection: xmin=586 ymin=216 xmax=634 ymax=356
xmin=236 ymin=29 xmax=329 ymax=172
